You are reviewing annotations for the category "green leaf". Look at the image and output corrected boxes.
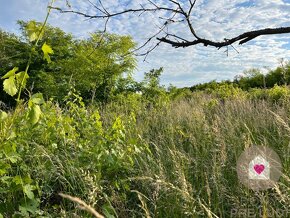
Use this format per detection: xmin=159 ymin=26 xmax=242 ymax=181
xmin=30 ymin=93 xmax=44 ymax=105
xmin=26 ymin=21 xmax=44 ymax=42
xmin=28 ymin=104 xmax=41 ymax=125
xmin=42 ymin=42 xmax=54 ymax=63
xmin=26 ymin=21 xmax=37 ymax=42
xmin=13 ymin=175 xmax=23 ymax=185
xmin=19 ymin=198 xmax=39 ymax=215
xmin=1 ymin=67 xmax=18 ymax=79
xmin=3 ymin=76 xmax=17 ymax=96
xmin=23 ymin=184 xmax=35 ymax=199
xmin=0 ymin=111 xmax=8 ymax=121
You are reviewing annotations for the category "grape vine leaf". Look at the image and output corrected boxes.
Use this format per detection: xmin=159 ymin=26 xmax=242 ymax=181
xmin=26 ymin=21 xmax=44 ymax=42
xmin=30 ymin=93 xmax=44 ymax=105
xmin=23 ymin=184 xmax=35 ymax=199
xmin=1 ymin=67 xmax=18 ymax=79
xmin=42 ymin=42 xmax=54 ymax=63
xmin=28 ymin=104 xmax=41 ymax=125
xmin=3 ymin=76 xmax=18 ymax=96
xmin=0 ymin=111 xmax=8 ymax=121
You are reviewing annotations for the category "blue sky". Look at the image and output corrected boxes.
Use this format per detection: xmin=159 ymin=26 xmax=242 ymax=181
xmin=1 ymin=0 xmax=290 ymax=87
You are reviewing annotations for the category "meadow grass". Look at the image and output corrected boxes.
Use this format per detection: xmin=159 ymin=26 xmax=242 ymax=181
xmin=102 ymin=93 xmax=290 ymax=217
xmin=0 ymin=93 xmax=289 ymax=217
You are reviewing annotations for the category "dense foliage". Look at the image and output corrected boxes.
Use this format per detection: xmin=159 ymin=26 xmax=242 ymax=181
xmin=191 ymin=62 xmax=290 ymax=91
xmin=0 ymin=21 xmax=136 ymax=105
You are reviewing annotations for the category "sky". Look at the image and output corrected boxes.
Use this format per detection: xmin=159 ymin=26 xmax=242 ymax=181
xmin=1 ymin=0 xmax=290 ymax=87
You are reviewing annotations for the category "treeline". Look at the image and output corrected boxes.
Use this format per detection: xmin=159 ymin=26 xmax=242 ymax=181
xmin=0 ymin=21 xmax=184 ymax=108
xmin=190 ymin=62 xmax=290 ymax=91
xmin=1 ymin=20 xmax=290 ymax=109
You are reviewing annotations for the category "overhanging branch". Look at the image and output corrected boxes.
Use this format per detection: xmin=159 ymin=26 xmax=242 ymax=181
xmin=51 ymin=0 xmax=290 ymax=53
xmin=157 ymin=27 xmax=290 ymax=48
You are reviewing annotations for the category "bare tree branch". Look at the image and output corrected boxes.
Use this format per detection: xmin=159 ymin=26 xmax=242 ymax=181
xmin=50 ymin=0 xmax=290 ymax=54
xmin=50 ymin=5 xmax=182 ymax=19
xmin=158 ymin=27 xmax=290 ymax=48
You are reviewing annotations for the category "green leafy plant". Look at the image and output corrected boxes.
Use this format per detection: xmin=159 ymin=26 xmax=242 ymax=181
xmin=267 ymin=84 xmax=290 ymax=103
xmin=0 ymin=1 xmax=54 ymax=216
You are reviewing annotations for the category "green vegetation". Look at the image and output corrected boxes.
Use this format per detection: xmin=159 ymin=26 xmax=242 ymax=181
xmin=1 ymin=87 xmax=290 ymax=217
xmin=0 ymin=6 xmax=290 ymax=218
xmin=191 ymin=63 xmax=290 ymax=92
xmin=0 ymin=21 xmax=136 ymax=105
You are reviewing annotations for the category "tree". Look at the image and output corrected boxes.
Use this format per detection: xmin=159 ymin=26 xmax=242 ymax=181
xmin=190 ymin=62 xmax=290 ymax=91
xmin=52 ymin=0 xmax=290 ymax=55
xmin=141 ymin=67 xmax=167 ymax=102
xmin=238 ymin=69 xmax=264 ymax=90
xmin=265 ymin=68 xmax=285 ymax=87
xmin=144 ymin=67 xmax=163 ymax=89
xmin=0 ymin=21 xmax=137 ymax=104
xmin=17 ymin=20 xmax=75 ymax=100
xmin=113 ymin=75 xmax=141 ymax=95
xmin=57 ymin=32 xmax=137 ymax=102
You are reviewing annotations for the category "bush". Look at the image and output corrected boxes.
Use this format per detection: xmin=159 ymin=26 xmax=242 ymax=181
xmin=206 ymin=83 xmax=246 ymax=100
xmin=248 ymin=85 xmax=290 ymax=103
xmin=267 ymin=84 xmax=290 ymax=103
xmin=248 ymin=88 xmax=268 ymax=100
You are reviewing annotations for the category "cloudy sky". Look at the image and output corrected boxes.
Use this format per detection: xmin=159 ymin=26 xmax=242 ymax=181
xmin=1 ymin=0 xmax=290 ymax=87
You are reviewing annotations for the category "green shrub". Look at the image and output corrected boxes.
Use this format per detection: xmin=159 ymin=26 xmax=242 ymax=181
xmin=248 ymin=88 xmax=268 ymax=100
xmin=0 ymin=90 xmax=149 ymax=216
xmin=206 ymin=83 xmax=246 ymax=100
xmin=267 ymin=84 xmax=290 ymax=103
xmin=248 ymin=85 xmax=290 ymax=103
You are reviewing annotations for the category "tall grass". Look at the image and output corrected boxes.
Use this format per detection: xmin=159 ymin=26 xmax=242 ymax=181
xmin=101 ymin=94 xmax=290 ymax=217
xmin=1 ymin=92 xmax=289 ymax=217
